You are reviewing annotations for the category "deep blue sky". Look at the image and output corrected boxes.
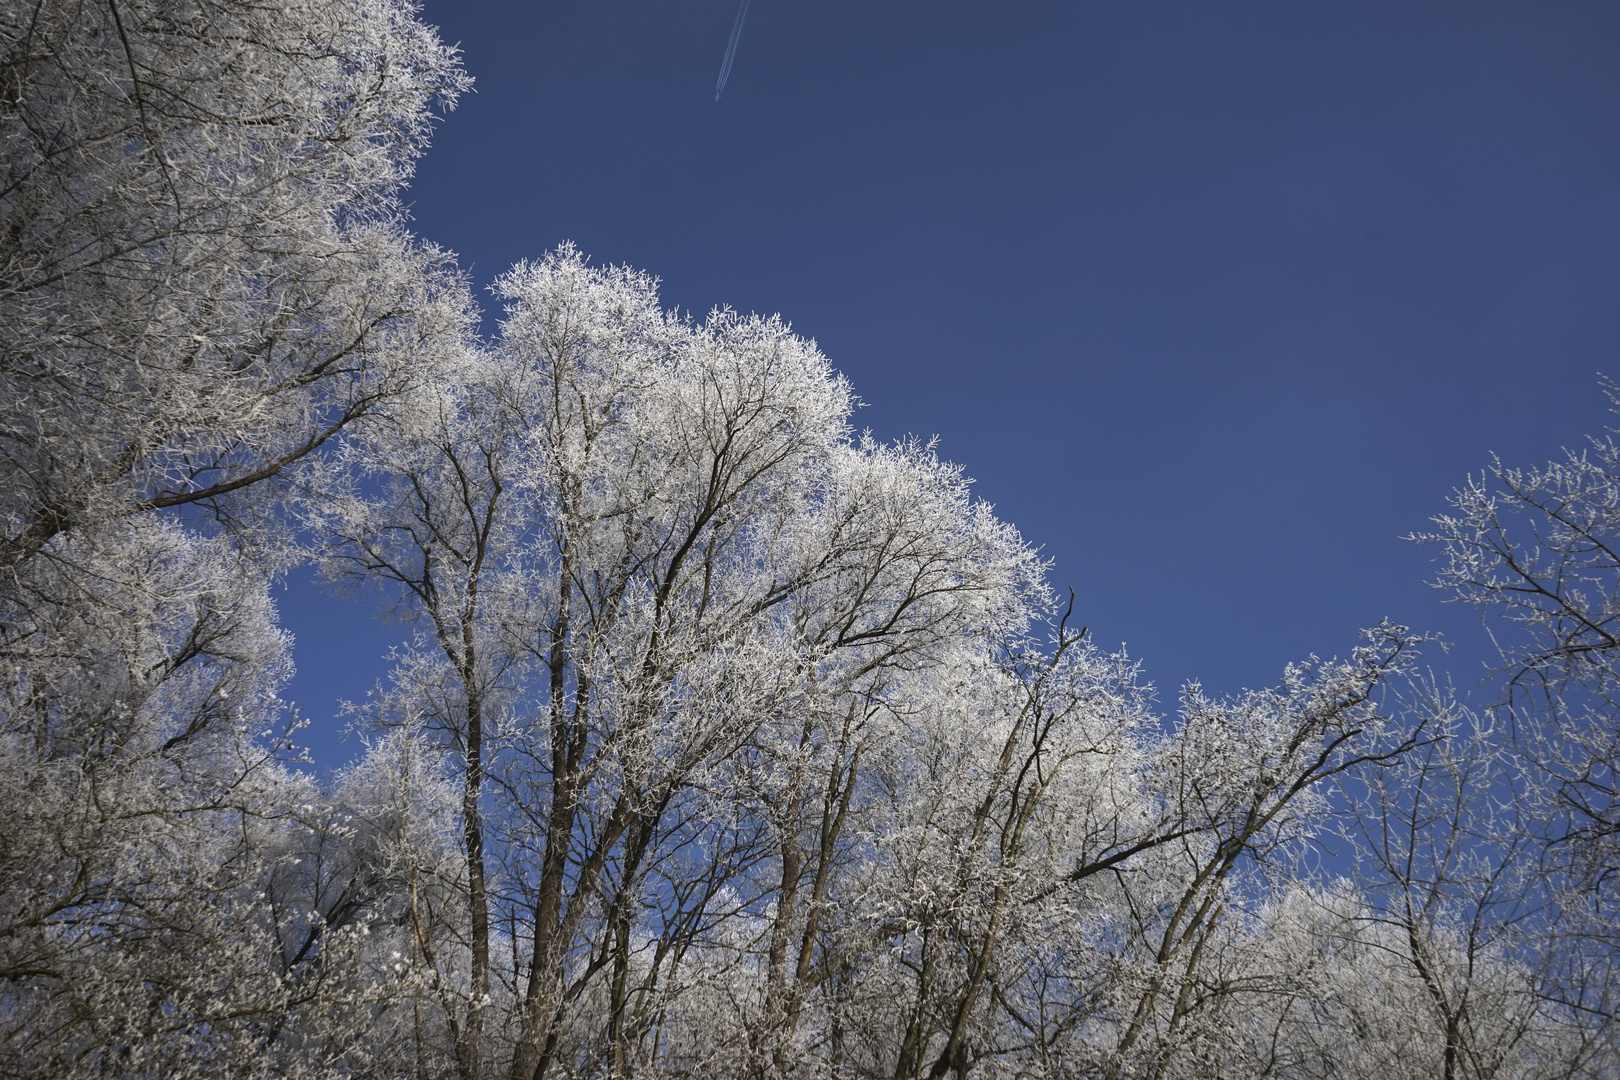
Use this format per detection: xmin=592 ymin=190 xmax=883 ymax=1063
xmin=279 ymin=0 xmax=1620 ymax=765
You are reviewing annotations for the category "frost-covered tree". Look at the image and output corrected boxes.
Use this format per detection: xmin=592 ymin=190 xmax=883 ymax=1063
xmin=4 ymin=2 xmax=1612 ymax=1067
xmin=0 ymin=0 xmax=473 ymax=571
xmin=0 ymin=518 xmax=449 ymax=1077
xmin=825 ymin=623 xmax=1429 ymax=1080
xmin=314 ymin=245 xmax=1046 ymax=1078
xmin=1417 ymin=379 xmax=1620 ymax=1050
xmin=0 ymin=0 xmax=474 ymax=1073
xmin=306 ymin=245 xmax=1620 ymax=1080
xmin=1325 ymin=691 xmax=1613 ymax=1080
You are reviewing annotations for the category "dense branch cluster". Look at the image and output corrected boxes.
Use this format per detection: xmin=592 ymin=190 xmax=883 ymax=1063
xmin=0 ymin=2 xmax=1614 ymax=1078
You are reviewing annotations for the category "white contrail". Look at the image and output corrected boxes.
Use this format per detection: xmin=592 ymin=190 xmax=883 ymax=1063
xmin=714 ymin=0 xmax=752 ymax=101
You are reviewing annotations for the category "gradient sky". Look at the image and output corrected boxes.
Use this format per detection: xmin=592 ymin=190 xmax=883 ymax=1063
xmin=278 ymin=0 xmax=1620 ymax=766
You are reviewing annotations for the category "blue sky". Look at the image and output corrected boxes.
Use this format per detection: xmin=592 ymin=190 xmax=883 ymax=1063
xmin=279 ymin=0 xmax=1620 ymax=765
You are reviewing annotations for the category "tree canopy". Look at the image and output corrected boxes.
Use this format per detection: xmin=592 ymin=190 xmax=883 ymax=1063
xmin=0 ymin=2 xmax=1613 ymax=1078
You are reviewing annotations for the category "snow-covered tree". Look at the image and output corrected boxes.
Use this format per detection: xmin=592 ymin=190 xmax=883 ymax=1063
xmin=0 ymin=0 xmax=473 ymax=1073
xmin=313 ymin=245 xmax=1046 ymax=1078
xmin=1417 ymin=380 xmax=1620 ymax=1055
xmin=0 ymin=0 xmax=473 ymax=572
xmin=0 ymin=518 xmax=423 ymax=1077
xmin=3 ymin=2 xmax=1612 ymax=1069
